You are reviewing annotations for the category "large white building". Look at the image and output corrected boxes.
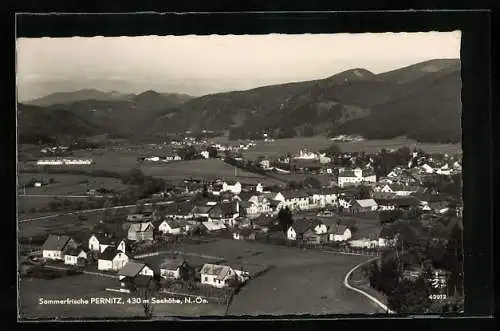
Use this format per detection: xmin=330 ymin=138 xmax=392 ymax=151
xmin=337 ymin=168 xmax=377 ymax=188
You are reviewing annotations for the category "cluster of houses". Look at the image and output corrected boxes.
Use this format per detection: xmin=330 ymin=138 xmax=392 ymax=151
xmin=40 ymin=145 xmax=69 ymax=154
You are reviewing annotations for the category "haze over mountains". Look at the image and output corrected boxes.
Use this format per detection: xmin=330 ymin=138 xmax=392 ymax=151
xmin=18 ymin=59 xmax=462 ymax=144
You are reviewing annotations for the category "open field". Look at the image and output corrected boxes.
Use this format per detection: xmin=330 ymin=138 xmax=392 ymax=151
xmin=19 ymin=274 xmax=224 ymax=319
xmin=18 ymin=209 xmax=109 ymax=239
xmin=210 ymin=136 xmax=462 ymax=160
xmin=140 ymin=159 xmax=283 ymax=185
xmin=148 ymin=238 xmax=381 ymax=315
xmin=19 ymin=174 xmax=130 ymax=196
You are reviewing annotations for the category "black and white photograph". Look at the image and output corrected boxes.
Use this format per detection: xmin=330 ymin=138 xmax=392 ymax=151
xmin=17 ymin=28 xmax=465 ymax=320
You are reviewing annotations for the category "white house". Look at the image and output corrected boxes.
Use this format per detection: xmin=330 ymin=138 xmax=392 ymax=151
xmin=338 ymin=168 xmax=377 ymax=188
xmin=286 ymin=219 xmax=313 ymax=240
xmin=421 ymin=164 xmax=435 ymax=174
xmin=222 ymin=181 xmax=242 ymax=195
xmin=64 ymin=247 xmax=88 ymax=266
xmin=88 ymin=233 xmax=122 ymax=253
xmin=159 ymin=258 xmax=188 ymax=279
xmin=200 ymin=263 xmax=236 ymax=288
xmin=200 ymin=151 xmax=210 ymax=159
xmin=282 ymin=190 xmax=311 ymax=211
xmin=338 ymin=197 xmax=352 ymax=209
xmin=97 ymin=247 xmax=129 ymax=271
xmin=157 ymin=219 xmax=183 ymax=235
xmin=41 ymin=235 xmax=77 ymax=261
xmin=247 ymin=195 xmax=272 ymax=215
xmin=294 ymin=149 xmax=317 ymax=160
xmin=255 ymin=183 xmax=264 ymax=193
xmin=328 ymin=225 xmax=352 ymax=242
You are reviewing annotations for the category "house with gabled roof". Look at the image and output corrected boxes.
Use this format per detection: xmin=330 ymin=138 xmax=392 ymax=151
xmin=200 ymin=263 xmax=236 ymax=288
xmin=88 ymin=232 xmax=122 ymax=253
xmin=352 ymin=199 xmax=378 ymax=213
xmin=127 ymin=222 xmax=154 ymax=241
xmin=338 ymin=167 xmax=377 ymax=188
xmin=222 ymin=181 xmax=242 ymax=195
xmin=41 ymin=235 xmax=77 ymax=260
xmin=287 ymin=219 xmax=313 ymax=240
xmin=156 ymin=218 xmax=184 ymax=235
xmin=118 ymin=261 xmax=155 ymax=286
xmin=64 ymin=246 xmax=88 ymax=266
xmin=164 ymin=202 xmax=195 ymax=220
xmin=282 ymin=190 xmax=312 ymax=211
xmin=97 ymin=246 xmax=129 ymax=271
xmin=327 ymin=224 xmax=352 ymax=242
xmin=159 ymin=258 xmax=189 ymax=280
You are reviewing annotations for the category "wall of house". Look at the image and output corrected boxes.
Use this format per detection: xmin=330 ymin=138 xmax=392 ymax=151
xmin=287 ymin=227 xmax=297 ymax=240
xmin=160 ymin=268 xmax=180 ymax=279
xmin=64 ymin=255 xmax=78 ymax=265
xmin=43 ymin=250 xmax=63 ymax=260
xmin=112 ymin=254 xmax=129 ymax=271
xmin=98 ymin=259 xmax=113 ymax=271
xmin=139 ymin=266 xmax=154 ymax=277
xmin=89 ymin=237 xmax=100 ymax=251
xmin=137 ymin=231 xmax=154 ymax=241
xmin=201 ymin=274 xmax=229 ymax=288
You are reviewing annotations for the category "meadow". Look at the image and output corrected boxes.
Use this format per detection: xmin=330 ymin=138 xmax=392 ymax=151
xmin=149 ymin=238 xmax=381 ymax=315
xmin=19 ymin=274 xmax=225 ymax=319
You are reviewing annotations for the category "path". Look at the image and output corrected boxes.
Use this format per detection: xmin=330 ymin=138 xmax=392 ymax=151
xmin=18 ymin=200 xmax=175 ymax=223
xmin=44 ymin=264 xmax=119 ymax=279
xmin=343 ymin=257 xmax=395 ymax=314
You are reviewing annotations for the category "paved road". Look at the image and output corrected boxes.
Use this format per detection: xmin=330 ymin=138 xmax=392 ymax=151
xmin=18 ymin=200 xmax=175 ymax=223
xmin=343 ymin=257 xmax=395 ymax=314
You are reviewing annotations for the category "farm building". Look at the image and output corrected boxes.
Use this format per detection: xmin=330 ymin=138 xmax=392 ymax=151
xmin=127 ymin=222 xmax=154 ymax=241
xmin=200 ymin=263 xmax=236 ymax=288
xmin=97 ymin=247 xmax=129 ymax=271
xmin=41 ymin=235 xmax=77 ymax=261
xmin=164 ymin=202 xmax=195 ymax=220
xmin=159 ymin=258 xmax=189 ymax=280
xmin=64 ymin=246 xmax=88 ymax=266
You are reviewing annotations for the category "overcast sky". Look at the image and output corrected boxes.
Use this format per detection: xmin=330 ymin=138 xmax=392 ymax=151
xmin=16 ymin=32 xmax=461 ymax=101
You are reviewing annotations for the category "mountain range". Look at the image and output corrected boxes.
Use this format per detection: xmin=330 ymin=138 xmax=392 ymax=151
xmin=18 ymin=59 xmax=462 ymax=144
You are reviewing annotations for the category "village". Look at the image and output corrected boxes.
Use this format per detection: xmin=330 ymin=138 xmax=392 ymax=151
xmin=19 ymin=142 xmax=463 ymax=316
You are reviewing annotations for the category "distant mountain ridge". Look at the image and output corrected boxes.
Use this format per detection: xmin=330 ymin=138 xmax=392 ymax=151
xmin=18 ymin=59 xmax=462 ymax=144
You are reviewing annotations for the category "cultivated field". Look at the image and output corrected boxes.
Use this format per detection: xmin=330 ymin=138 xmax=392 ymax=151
xmin=19 ymin=274 xmax=224 ymax=319
xmin=140 ymin=159 xmax=282 ymax=185
xmin=210 ymin=136 xmax=462 ymax=160
xmin=145 ymin=238 xmax=382 ymax=315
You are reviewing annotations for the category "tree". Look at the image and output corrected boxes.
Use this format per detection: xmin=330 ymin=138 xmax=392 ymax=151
xmin=207 ymin=146 xmax=218 ymax=158
xmin=178 ymin=146 xmax=198 ymax=161
xmin=303 ymin=176 xmax=322 ymax=189
xmin=277 ymin=207 xmax=293 ymax=233
xmin=324 ymin=143 xmax=341 ymax=156
xmin=358 ymin=185 xmax=372 ymax=199
xmin=287 ymin=180 xmax=302 ymax=189
xmin=387 ymin=276 xmax=431 ymax=313
xmin=442 ymin=223 xmax=463 ymax=296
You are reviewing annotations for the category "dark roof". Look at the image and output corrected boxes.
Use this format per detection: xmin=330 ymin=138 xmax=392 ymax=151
xmin=99 ymin=246 xmax=123 ymax=260
xmin=252 ymin=214 xmax=277 ymax=226
xmin=164 ymin=202 xmax=194 ymax=215
xmin=91 ymin=232 xmax=115 ymax=244
xmin=372 ymin=192 xmax=397 ymax=200
xmin=393 ymin=196 xmax=421 ymax=207
xmin=221 ymin=201 xmax=238 ymax=214
xmin=290 ymin=219 xmax=313 ymax=234
xmin=282 ymin=190 xmax=311 ymax=199
xmin=194 ymin=205 xmax=213 ymax=214
xmin=328 ymin=224 xmax=348 ymax=235
xmin=159 ymin=258 xmax=186 ymax=270
xmin=42 ymin=235 xmax=72 ymax=251
xmin=119 ymin=261 xmax=147 ymax=277
xmin=64 ymin=245 xmax=86 ymax=256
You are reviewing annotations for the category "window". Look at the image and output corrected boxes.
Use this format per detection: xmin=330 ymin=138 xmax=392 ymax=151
xmin=204 ymin=277 xmax=208 ymax=281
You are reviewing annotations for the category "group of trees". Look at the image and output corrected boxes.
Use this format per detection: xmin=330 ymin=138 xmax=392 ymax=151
xmin=277 ymin=207 xmax=293 ymax=233
xmin=368 ymin=220 xmax=464 ymax=313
